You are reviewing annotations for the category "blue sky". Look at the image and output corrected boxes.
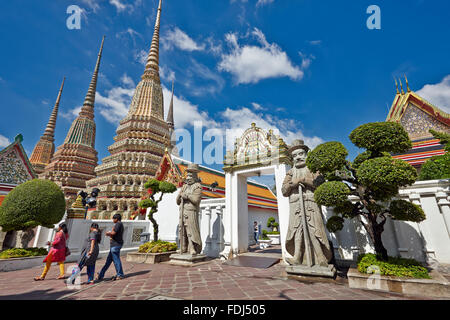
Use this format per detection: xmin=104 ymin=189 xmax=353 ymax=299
xmin=1 ymin=0 xmax=450 ymax=181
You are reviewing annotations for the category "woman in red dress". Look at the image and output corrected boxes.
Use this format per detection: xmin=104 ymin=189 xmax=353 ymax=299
xmin=34 ymin=223 xmax=69 ymax=281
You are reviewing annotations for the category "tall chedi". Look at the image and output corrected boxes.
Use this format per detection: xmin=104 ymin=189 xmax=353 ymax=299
xmin=87 ymin=0 xmax=173 ymax=219
xmin=41 ymin=36 xmax=105 ymax=203
xmin=30 ymin=77 xmax=65 ymax=174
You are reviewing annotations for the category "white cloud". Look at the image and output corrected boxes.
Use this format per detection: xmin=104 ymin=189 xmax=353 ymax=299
xmin=416 ymin=75 xmax=450 ymax=113
xmin=0 ymin=134 xmax=10 ymax=148
xmin=96 ymin=74 xmax=135 ymax=124
xmin=160 ymin=66 xmax=176 ymax=82
xmin=251 ymin=102 xmax=265 ymax=111
xmin=162 ymin=27 xmax=205 ymax=52
xmin=80 ymin=0 xmax=100 ymax=12
xmin=218 ymin=28 xmax=305 ymax=84
xmin=61 ymin=106 xmax=82 ymax=121
xmin=309 ymin=40 xmax=322 ymax=46
xmin=109 ymin=0 xmax=128 ymax=12
xmin=134 ymin=49 xmax=147 ymax=65
xmin=256 ymin=0 xmax=274 ymax=7
xmin=219 ymin=106 xmax=323 ymax=150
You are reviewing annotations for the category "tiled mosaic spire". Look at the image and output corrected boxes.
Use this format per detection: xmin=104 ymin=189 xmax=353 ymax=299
xmin=64 ymin=35 xmax=104 ymax=146
xmin=144 ymin=0 xmax=162 ymax=81
xmin=41 ymin=37 xmax=104 ymax=203
xmin=30 ymin=77 xmax=65 ymax=174
xmin=86 ymin=1 xmax=172 ymax=220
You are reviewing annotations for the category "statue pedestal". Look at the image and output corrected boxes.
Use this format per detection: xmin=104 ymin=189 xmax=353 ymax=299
xmin=169 ymin=253 xmax=207 ymax=266
xmin=286 ymin=264 xmax=336 ymax=278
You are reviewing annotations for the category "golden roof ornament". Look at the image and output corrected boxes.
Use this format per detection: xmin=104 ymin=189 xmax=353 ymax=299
xmin=394 ymin=78 xmax=399 ymax=94
xmin=405 ymin=75 xmax=411 ymax=92
xmin=71 ymin=195 xmax=85 ymax=209
xmin=399 ymin=78 xmax=405 ymax=95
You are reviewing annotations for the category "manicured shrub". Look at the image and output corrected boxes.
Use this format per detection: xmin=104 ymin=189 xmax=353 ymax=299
xmin=0 ymin=179 xmax=66 ymax=232
xmin=307 ymin=122 xmax=422 ymax=261
xmin=139 ymin=179 xmax=177 ymax=242
xmin=349 ymin=122 xmax=412 ymax=154
xmin=0 ymin=247 xmax=48 ymax=259
xmin=138 ymin=241 xmax=177 ymax=253
xmin=357 ymin=253 xmax=430 ymax=279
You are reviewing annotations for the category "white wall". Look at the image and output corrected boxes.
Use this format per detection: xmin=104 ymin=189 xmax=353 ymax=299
xmin=326 ymin=179 xmax=450 ymax=265
xmin=248 ymin=207 xmax=279 ymax=244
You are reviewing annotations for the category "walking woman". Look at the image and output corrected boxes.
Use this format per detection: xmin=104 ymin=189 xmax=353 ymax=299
xmin=34 ymin=223 xmax=69 ymax=281
xmin=80 ymin=223 xmax=101 ymax=284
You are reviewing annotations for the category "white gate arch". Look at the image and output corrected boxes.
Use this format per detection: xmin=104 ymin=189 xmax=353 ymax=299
xmin=220 ymin=123 xmax=292 ymax=260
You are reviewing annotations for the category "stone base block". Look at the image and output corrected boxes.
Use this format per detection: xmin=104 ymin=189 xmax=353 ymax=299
xmin=126 ymin=251 xmax=175 ymax=264
xmin=168 ymin=253 xmax=207 ymax=266
xmin=286 ymin=264 xmax=337 ymax=278
xmin=347 ymin=268 xmax=450 ymax=298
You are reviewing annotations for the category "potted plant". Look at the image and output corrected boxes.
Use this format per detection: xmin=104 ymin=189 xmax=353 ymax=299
xmin=127 ymin=179 xmax=177 ymax=263
xmin=258 ymin=230 xmax=273 ymax=249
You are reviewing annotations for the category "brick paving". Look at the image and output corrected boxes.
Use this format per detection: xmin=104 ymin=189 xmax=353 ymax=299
xmin=0 ymin=255 xmax=438 ymax=300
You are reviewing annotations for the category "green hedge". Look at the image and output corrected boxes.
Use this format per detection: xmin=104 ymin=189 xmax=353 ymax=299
xmin=357 ymin=253 xmax=430 ymax=279
xmin=138 ymin=241 xmax=177 ymax=253
xmin=0 ymin=247 xmax=48 ymax=259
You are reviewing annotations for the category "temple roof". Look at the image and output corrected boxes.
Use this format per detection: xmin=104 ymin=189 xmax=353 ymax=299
xmin=155 ymin=151 xmax=278 ymax=210
xmin=386 ymin=79 xmax=450 ymax=129
xmin=386 ymin=78 xmax=449 ymax=168
xmin=0 ymin=134 xmax=37 ymax=205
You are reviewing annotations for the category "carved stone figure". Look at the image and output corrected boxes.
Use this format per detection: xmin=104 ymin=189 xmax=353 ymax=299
xmin=282 ymin=140 xmax=333 ymax=268
xmin=176 ymin=163 xmax=203 ymax=255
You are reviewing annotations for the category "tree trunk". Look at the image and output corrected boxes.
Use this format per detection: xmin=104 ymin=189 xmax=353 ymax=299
xmin=372 ymin=224 xmax=388 ymax=261
xmin=148 ymin=210 xmax=159 ymax=242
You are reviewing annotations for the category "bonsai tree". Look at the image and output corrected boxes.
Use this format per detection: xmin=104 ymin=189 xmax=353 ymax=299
xmin=418 ymin=129 xmax=450 ymax=181
xmin=306 ymin=122 xmax=425 ymax=261
xmin=139 ymin=179 xmax=177 ymax=242
xmin=0 ymin=179 xmax=66 ymax=248
xmin=267 ymin=217 xmax=279 ymax=232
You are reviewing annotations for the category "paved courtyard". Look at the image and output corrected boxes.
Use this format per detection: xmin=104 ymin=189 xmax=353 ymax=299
xmin=0 ymin=255 xmax=437 ymax=300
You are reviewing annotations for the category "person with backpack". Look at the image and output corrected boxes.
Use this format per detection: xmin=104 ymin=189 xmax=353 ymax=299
xmin=34 ymin=223 xmax=69 ymax=281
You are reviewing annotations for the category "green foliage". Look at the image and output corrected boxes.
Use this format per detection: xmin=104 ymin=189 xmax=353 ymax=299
xmin=144 ymin=179 xmax=161 ymax=193
xmin=139 ymin=199 xmax=156 ymax=209
xmin=389 ymin=200 xmax=426 ymax=223
xmin=334 ymin=201 xmax=358 ymax=219
xmin=429 ymin=129 xmax=450 ymax=147
xmin=314 ymin=181 xmax=350 ymax=207
xmin=356 ymin=157 xmax=417 ymax=200
xmin=352 ymin=151 xmax=391 ymax=169
xmin=159 ymin=181 xmax=177 ymax=194
xmin=357 ymin=253 xmax=430 ymax=279
xmin=0 ymin=247 xmax=48 ymax=259
xmin=326 ymin=216 xmax=345 ymax=233
xmin=260 ymin=229 xmax=270 ymax=240
xmin=306 ymin=142 xmax=348 ymax=174
xmin=266 ymin=217 xmax=276 ymax=228
xmin=0 ymin=179 xmax=66 ymax=232
xmin=349 ymin=122 xmax=412 ymax=154
xmin=418 ymin=153 xmax=450 ymax=181
xmin=138 ymin=241 xmax=177 ymax=253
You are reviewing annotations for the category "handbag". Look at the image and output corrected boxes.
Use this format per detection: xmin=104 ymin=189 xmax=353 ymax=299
xmin=63 ymin=232 xmax=71 ymax=257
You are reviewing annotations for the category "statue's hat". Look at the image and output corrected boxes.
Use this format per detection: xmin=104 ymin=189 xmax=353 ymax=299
xmin=288 ymin=139 xmax=310 ymax=154
xmin=186 ymin=163 xmax=200 ymax=173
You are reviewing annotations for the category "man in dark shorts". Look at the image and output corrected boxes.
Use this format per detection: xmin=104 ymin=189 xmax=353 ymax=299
xmin=97 ymin=214 xmax=125 ymax=280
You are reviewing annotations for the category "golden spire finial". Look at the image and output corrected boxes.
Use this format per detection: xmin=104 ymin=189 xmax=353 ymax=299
xmin=398 ymin=78 xmax=405 ymax=95
xmin=144 ymin=0 xmax=162 ymax=79
xmin=394 ymin=78 xmax=399 ymax=94
xmin=404 ymin=75 xmax=411 ymax=92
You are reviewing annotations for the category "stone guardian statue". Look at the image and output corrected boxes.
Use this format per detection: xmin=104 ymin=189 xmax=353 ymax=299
xmin=176 ymin=163 xmax=203 ymax=255
xmin=282 ymin=139 xmax=336 ymax=277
